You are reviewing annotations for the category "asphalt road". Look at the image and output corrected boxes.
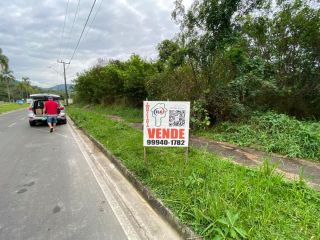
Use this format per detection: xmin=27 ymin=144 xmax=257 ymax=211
xmin=0 ymin=109 xmax=181 ymax=240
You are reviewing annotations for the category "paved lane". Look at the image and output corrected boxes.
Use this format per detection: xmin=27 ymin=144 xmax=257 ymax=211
xmin=0 ymin=109 xmax=129 ymax=240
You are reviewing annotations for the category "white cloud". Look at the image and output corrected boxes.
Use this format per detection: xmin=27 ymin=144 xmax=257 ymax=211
xmin=0 ymin=0 xmax=184 ymax=87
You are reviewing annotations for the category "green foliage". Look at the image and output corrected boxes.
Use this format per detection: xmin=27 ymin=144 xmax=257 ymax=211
xmin=239 ymin=0 xmax=320 ymax=118
xmin=0 ymin=48 xmax=9 ymax=72
xmin=86 ymin=104 xmax=142 ymax=123
xmin=0 ymin=103 xmax=28 ymax=114
xmin=0 ymin=48 xmax=40 ymax=102
xmin=74 ymin=62 xmax=124 ymax=104
xmin=74 ymin=55 xmax=155 ymax=106
xmin=191 ymin=100 xmax=211 ymax=130
xmin=146 ymin=64 xmax=206 ymax=101
xmin=122 ymin=54 xmax=155 ymax=105
xmin=173 ymin=0 xmax=262 ymax=64
xmin=214 ymin=211 xmax=248 ymax=240
xmin=68 ymin=105 xmax=320 ymax=240
xmin=157 ymin=39 xmax=185 ymax=69
xmin=171 ymin=0 xmax=320 ymax=120
xmin=200 ymin=112 xmax=320 ymax=160
xmin=184 ymin=172 xmax=204 ymax=188
xmin=73 ymin=0 xmax=320 ymax=121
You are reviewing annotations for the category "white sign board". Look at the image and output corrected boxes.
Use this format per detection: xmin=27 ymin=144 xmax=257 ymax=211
xmin=143 ymin=101 xmax=190 ymax=147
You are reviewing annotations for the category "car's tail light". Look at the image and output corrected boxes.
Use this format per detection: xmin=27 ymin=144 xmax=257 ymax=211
xmin=28 ymin=107 xmax=33 ymax=111
xmin=60 ymin=107 xmax=65 ymax=110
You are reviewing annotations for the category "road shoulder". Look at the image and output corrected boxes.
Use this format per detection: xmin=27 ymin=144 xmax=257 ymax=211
xmin=67 ymin=117 xmax=188 ymax=240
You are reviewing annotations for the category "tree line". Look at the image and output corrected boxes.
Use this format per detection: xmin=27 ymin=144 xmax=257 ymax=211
xmin=0 ymin=48 xmax=46 ymax=102
xmin=74 ymin=0 xmax=320 ymax=121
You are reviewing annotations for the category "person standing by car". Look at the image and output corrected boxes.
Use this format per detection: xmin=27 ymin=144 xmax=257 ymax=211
xmin=43 ymin=96 xmax=59 ymax=133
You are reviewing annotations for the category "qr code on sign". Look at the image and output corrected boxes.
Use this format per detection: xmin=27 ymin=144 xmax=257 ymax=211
xmin=169 ymin=110 xmax=186 ymax=127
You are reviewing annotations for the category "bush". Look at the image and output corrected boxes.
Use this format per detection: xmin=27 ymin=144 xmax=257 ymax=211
xmin=191 ymin=100 xmax=211 ymax=130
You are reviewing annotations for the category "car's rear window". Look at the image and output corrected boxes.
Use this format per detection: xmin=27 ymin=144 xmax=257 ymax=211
xmin=32 ymin=100 xmax=62 ymax=107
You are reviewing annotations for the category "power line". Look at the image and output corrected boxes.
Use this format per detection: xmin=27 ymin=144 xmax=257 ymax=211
xmin=62 ymin=0 xmax=81 ymax=59
xmin=83 ymin=0 xmax=104 ymax=41
xmin=47 ymin=64 xmax=62 ymax=75
xmin=68 ymin=0 xmax=97 ymax=64
xmin=58 ymin=0 xmax=71 ymax=60
xmin=69 ymin=0 xmax=81 ymax=36
xmin=62 ymin=0 xmax=81 ymax=58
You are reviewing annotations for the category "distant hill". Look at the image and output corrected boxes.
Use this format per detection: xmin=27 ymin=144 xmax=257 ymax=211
xmin=49 ymin=84 xmax=74 ymax=91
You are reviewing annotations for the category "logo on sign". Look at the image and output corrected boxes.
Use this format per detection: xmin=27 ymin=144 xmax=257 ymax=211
xmin=151 ymin=103 xmax=167 ymax=127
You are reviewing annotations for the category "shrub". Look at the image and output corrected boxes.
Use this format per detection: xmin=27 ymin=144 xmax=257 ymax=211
xmin=191 ymin=100 xmax=211 ymax=130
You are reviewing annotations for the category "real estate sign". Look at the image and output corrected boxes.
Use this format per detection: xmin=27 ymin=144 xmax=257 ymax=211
xmin=143 ymin=101 xmax=190 ymax=147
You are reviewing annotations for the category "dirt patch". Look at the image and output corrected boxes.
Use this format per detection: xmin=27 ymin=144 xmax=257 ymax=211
xmin=107 ymin=115 xmax=143 ymax=130
xmin=107 ymin=115 xmax=124 ymax=122
xmin=129 ymin=123 xmax=143 ymax=130
xmin=83 ymin=104 xmax=93 ymax=109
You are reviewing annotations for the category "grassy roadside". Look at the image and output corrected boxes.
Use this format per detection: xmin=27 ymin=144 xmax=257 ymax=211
xmin=73 ymin=105 xmax=320 ymax=161
xmin=198 ymin=112 xmax=320 ymax=161
xmin=68 ymin=105 xmax=320 ymax=240
xmin=77 ymin=104 xmax=142 ymax=123
xmin=0 ymin=103 xmax=28 ymax=114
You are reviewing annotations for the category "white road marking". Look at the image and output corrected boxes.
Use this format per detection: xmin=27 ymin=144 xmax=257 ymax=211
xmin=67 ymin=123 xmax=141 ymax=240
xmin=8 ymin=122 xmax=16 ymax=127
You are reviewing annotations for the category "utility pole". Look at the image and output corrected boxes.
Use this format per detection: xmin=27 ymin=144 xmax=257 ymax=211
xmin=6 ymin=76 xmax=11 ymax=102
xmin=57 ymin=60 xmax=70 ymax=106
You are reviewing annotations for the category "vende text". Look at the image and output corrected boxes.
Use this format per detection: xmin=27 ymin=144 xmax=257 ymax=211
xmin=147 ymin=128 xmax=185 ymax=139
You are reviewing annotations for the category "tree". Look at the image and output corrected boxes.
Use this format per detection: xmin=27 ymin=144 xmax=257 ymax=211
xmin=0 ymin=48 xmax=10 ymax=101
xmin=16 ymin=82 xmax=25 ymax=99
xmin=1 ymin=70 xmax=14 ymax=102
xmin=240 ymin=0 xmax=320 ymax=117
xmin=121 ymin=54 xmax=155 ymax=105
xmin=172 ymin=0 xmax=264 ymax=68
xmin=21 ymin=77 xmax=32 ymax=98
xmin=157 ymin=39 xmax=186 ymax=69
xmin=0 ymin=48 xmax=9 ymax=72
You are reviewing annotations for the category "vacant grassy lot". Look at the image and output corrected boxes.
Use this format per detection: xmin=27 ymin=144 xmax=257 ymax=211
xmin=198 ymin=112 xmax=320 ymax=161
xmin=0 ymin=103 xmax=27 ymax=114
xmin=72 ymin=105 xmax=320 ymax=161
xmin=68 ymin=105 xmax=320 ymax=240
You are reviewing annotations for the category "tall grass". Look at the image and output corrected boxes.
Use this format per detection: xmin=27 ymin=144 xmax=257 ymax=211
xmin=68 ymin=106 xmax=320 ymax=239
xmin=200 ymin=112 xmax=320 ymax=160
xmin=74 ymin=104 xmax=142 ymax=123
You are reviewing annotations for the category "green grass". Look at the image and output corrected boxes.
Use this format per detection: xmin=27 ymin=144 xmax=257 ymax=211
xmin=198 ymin=112 xmax=320 ymax=161
xmin=72 ymin=105 xmax=320 ymax=160
xmin=0 ymin=103 xmax=28 ymax=114
xmin=72 ymin=104 xmax=142 ymax=122
xmin=68 ymin=106 xmax=320 ymax=240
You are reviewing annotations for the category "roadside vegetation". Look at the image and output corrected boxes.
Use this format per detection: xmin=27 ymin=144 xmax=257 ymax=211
xmin=71 ymin=0 xmax=320 ymax=159
xmin=74 ymin=0 xmax=320 ymax=122
xmin=69 ymin=1 xmax=320 ymax=238
xmin=198 ymin=112 xmax=320 ymax=160
xmin=68 ymin=106 xmax=320 ymax=240
xmin=89 ymin=104 xmax=142 ymax=123
xmin=0 ymin=102 xmax=27 ymax=114
xmin=73 ymin=105 xmax=320 ymax=161
xmin=0 ymin=48 xmax=61 ymax=102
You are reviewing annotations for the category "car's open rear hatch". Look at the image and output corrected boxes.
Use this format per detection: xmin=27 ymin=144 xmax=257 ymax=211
xmin=30 ymin=94 xmax=60 ymax=101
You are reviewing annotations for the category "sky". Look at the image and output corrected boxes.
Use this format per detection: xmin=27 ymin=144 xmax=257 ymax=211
xmin=0 ymin=0 xmax=193 ymax=88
